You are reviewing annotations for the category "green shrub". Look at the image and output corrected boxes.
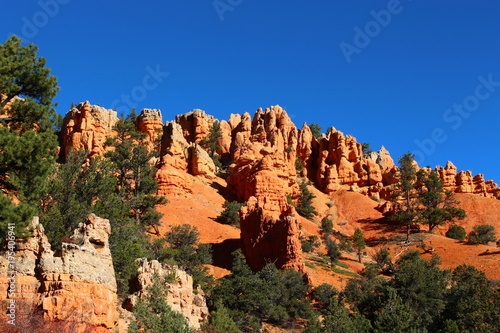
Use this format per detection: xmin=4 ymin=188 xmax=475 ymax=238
xmin=302 ymin=239 xmax=313 ymax=253
xmin=321 ymin=217 xmax=334 ymax=235
xmin=325 ymin=238 xmax=341 ymax=264
xmin=129 ymin=274 xmax=193 ymax=333
xmin=468 ymin=225 xmax=496 ymax=245
xmin=446 ymin=224 xmax=466 ymax=241
xmin=295 ymin=157 xmax=304 ymax=173
xmin=312 ymin=284 xmax=338 ymax=309
xmin=219 ymin=201 xmax=245 ymax=226
xmin=296 ymin=181 xmax=318 ymax=220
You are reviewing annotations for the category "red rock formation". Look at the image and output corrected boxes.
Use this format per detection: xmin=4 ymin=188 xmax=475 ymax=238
xmin=156 ymin=121 xmax=216 ymax=197
xmin=0 ymin=215 xmax=118 ymax=331
xmin=61 ymin=101 xmax=118 ymax=160
xmin=156 ymin=121 xmax=193 ymax=197
xmin=239 ymin=197 xmax=306 ymax=275
xmin=135 ymin=108 xmax=163 ymax=152
xmin=434 ymin=161 xmax=500 ymax=198
xmin=176 ymin=109 xmax=215 ymax=144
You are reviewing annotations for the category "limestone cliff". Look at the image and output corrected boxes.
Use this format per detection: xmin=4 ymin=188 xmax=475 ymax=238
xmin=0 ymin=215 xmax=118 ymax=331
xmin=126 ymin=259 xmax=209 ymax=329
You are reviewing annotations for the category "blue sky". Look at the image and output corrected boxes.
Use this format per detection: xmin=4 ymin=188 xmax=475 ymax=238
xmin=2 ymin=1 xmax=500 ymax=183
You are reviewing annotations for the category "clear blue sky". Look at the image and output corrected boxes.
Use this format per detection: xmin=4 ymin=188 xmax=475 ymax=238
xmin=2 ymin=1 xmax=500 ymax=183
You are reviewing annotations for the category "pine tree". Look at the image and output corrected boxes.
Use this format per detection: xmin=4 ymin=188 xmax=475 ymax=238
xmin=390 ymin=153 xmax=419 ymax=243
xmin=104 ymin=113 xmax=167 ymax=234
xmin=201 ymin=120 xmax=222 ymax=168
xmin=309 ymin=123 xmax=322 ymax=138
xmin=0 ymin=36 xmax=59 ymax=237
xmin=416 ymin=169 xmax=466 ymax=232
xmin=129 ymin=274 xmax=193 ymax=333
xmin=296 ymin=181 xmax=318 ymax=219
xmin=352 ymin=228 xmax=366 ymax=263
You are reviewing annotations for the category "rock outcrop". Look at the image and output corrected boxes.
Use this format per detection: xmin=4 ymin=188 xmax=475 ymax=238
xmin=176 ymin=109 xmax=216 ymax=144
xmin=61 ymin=101 xmax=118 ymax=160
xmin=126 ymin=259 xmax=209 ymax=329
xmin=239 ymin=197 xmax=306 ymax=275
xmin=0 ymin=215 xmax=118 ymax=331
xmin=135 ymin=108 xmax=163 ymax=152
xmin=435 ymin=161 xmax=500 ymax=198
xmin=156 ymin=121 xmax=216 ymax=197
xmin=226 ymin=106 xmax=305 ymax=275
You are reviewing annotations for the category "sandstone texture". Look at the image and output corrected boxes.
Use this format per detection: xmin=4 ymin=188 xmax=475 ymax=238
xmin=126 ymin=259 xmax=209 ymax=329
xmin=436 ymin=161 xmax=500 ymax=198
xmin=135 ymin=108 xmax=163 ymax=152
xmin=0 ymin=215 xmax=118 ymax=331
xmin=58 ymin=102 xmax=500 ymax=282
xmin=61 ymin=101 xmax=118 ymax=160
xmin=155 ymin=121 xmax=216 ymax=197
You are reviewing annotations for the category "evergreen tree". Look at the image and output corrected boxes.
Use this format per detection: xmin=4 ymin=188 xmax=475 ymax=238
xmin=320 ymin=216 xmax=334 ymax=236
xmin=40 ymin=150 xmax=116 ymax=248
xmin=309 ymin=123 xmax=322 ymax=139
xmin=390 ymin=153 xmax=419 ymax=243
xmin=201 ymin=120 xmax=222 ymax=168
xmin=212 ymin=250 xmax=313 ymax=331
xmin=443 ymin=265 xmax=500 ymax=332
xmin=160 ymin=224 xmax=213 ymax=288
xmin=390 ymin=251 xmax=449 ymax=330
xmin=361 ymin=143 xmax=373 ymax=155
xmin=296 ymin=181 xmax=318 ymax=219
xmin=129 ymin=274 xmax=193 ymax=333
xmin=0 ymin=36 xmax=59 ymax=237
xmin=325 ymin=238 xmax=341 ymax=264
xmin=39 ymin=149 xmax=152 ymax=294
xmin=467 ymin=225 xmax=496 ymax=245
xmin=219 ymin=200 xmax=244 ymax=226
xmin=352 ymin=228 xmax=366 ymax=263
xmin=416 ymin=169 xmax=466 ymax=232
xmin=445 ymin=224 xmax=466 ymax=241
xmin=104 ymin=113 xmax=167 ymax=234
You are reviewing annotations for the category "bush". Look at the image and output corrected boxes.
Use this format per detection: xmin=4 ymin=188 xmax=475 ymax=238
xmin=295 ymin=158 xmax=304 ymax=173
xmin=321 ymin=217 xmax=334 ymax=235
xmin=312 ymin=284 xmax=338 ymax=309
xmin=325 ymin=238 xmax=341 ymax=264
xmin=301 ymin=239 xmax=313 ymax=253
xmin=219 ymin=201 xmax=245 ymax=226
xmin=212 ymin=251 xmax=314 ymax=331
xmin=446 ymin=224 xmax=466 ymax=241
xmin=301 ymin=235 xmax=319 ymax=253
xmin=468 ymin=225 xmax=496 ymax=245
xmin=296 ymin=181 xmax=318 ymax=220
xmin=374 ymin=247 xmax=392 ymax=272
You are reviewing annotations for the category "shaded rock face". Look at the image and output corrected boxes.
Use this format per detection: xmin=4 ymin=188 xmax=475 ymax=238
xmin=239 ymin=197 xmax=306 ymax=275
xmin=61 ymin=101 xmax=118 ymax=160
xmin=0 ymin=215 xmax=118 ymax=331
xmin=127 ymin=259 xmax=209 ymax=329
